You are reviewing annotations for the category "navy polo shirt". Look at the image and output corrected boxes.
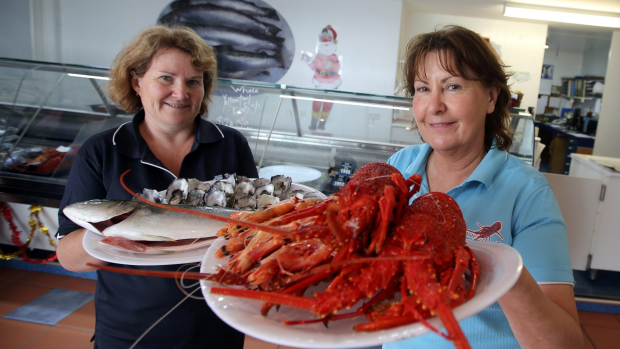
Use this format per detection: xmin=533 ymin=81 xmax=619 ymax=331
xmin=57 ymin=110 xmax=257 ymax=349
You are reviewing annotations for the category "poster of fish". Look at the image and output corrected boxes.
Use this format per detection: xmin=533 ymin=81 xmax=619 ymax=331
xmin=158 ymin=0 xmax=294 ymax=83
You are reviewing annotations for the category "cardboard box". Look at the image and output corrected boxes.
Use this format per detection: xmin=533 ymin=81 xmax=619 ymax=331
xmin=510 ymin=92 xmax=524 ymax=108
xmin=549 ymin=135 xmax=568 ymax=174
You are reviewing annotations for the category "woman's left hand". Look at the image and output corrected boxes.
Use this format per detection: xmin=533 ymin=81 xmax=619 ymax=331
xmin=498 ymin=267 xmax=583 ymax=349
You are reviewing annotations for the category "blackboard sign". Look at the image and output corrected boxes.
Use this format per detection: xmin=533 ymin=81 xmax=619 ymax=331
xmin=213 ymin=84 xmax=264 ymax=128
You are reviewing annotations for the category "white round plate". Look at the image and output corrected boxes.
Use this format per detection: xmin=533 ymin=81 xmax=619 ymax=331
xmin=82 ymin=183 xmax=325 ymax=265
xmin=200 ymin=240 xmax=523 ymax=348
xmin=259 ymin=165 xmax=322 ymax=183
xmin=82 ymin=230 xmax=212 ymax=266
xmin=289 ymin=183 xmax=325 ymax=197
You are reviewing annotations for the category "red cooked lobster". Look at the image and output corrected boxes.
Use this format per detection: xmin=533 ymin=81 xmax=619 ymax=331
xmin=91 ymin=162 xmax=480 ymax=349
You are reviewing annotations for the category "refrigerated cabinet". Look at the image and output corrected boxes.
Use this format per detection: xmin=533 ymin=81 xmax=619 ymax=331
xmin=0 ymin=57 xmax=536 ymax=206
xmin=0 ymin=58 xmax=132 ymax=207
xmin=0 ymin=58 xmax=422 ymax=206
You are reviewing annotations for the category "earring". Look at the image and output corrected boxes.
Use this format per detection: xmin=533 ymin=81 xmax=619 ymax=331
xmin=136 ymin=92 xmax=139 ymax=97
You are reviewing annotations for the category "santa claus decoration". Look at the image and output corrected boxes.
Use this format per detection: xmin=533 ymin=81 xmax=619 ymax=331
xmin=301 ymin=25 xmax=342 ymax=131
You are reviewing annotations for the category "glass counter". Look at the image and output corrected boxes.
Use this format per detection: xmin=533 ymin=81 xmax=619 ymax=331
xmin=0 ymin=57 xmax=534 ymax=205
xmin=508 ymin=110 xmax=535 ymax=166
xmin=207 ymin=79 xmax=420 ymax=195
xmin=0 ymin=57 xmax=131 ymax=206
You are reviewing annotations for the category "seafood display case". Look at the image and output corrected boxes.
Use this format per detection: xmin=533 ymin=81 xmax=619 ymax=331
xmin=0 ymin=57 xmax=425 ymax=206
xmin=208 ymin=79 xmax=421 ymax=196
xmin=0 ymin=57 xmax=131 ymax=207
xmin=0 ymin=57 xmax=536 ymax=207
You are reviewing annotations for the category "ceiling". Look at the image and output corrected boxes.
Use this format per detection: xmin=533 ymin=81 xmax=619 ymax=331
xmin=403 ymin=0 xmax=618 ymax=53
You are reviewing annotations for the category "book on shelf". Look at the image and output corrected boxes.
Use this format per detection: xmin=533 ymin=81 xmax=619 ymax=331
xmin=560 ymin=76 xmax=604 ymax=98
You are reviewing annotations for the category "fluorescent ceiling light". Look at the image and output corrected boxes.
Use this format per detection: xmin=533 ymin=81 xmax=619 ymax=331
xmin=504 ymin=2 xmax=620 ymax=28
xmin=279 ymin=95 xmax=409 ymax=110
xmin=68 ymin=73 xmax=110 ymax=80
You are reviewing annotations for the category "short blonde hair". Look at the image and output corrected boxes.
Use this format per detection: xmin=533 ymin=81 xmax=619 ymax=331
xmin=108 ymin=25 xmax=217 ymax=114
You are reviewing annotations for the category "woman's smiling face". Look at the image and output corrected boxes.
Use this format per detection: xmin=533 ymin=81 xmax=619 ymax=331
xmin=132 ymin=47 xmax=204 ymax=131
xmin=412 ymin=51 xmax=498 ymax=155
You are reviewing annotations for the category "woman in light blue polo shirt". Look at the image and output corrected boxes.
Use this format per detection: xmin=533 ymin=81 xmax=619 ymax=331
xmin=384 ymin=25 xmax=582 ymax=349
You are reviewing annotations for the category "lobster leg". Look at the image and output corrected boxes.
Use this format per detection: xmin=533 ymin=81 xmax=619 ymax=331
xmin=445 ymin=247 xmax=471 ymax=306
xmin=464 ymin=246 xmax=481 ymax=300
xmin=433 ymin=302 xmax=471 ymax=349
xmin=404 ymin=260 xmax=472 ymax=349
xmin=367 ymin=184 xmax=397 ymax=254
xmin=276 ymin=199 xmax=332 ymax=225
xmin=324 ymin=204 xmax=351 ymax=243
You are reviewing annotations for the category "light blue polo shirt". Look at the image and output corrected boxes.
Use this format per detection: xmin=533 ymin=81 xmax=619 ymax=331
xmin=384 ymin=143 xmax=574 ymax=349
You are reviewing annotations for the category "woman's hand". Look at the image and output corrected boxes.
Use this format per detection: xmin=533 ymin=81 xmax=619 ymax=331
xmin=498 ymin=267 xmax=583 ymax=349
xmin=56 ymin=228 xmax=108 ymax=272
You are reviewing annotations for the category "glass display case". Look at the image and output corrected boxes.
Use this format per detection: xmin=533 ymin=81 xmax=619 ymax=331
xmin=508 ymin=110 xmax=535 ymax=165
xmin=0 ymin=58 xmax=131 ymax=206
xmin=207 ymin=79 xmax=419 ymax=195
xmin=0 ymin=57 xmax=534 ymax=206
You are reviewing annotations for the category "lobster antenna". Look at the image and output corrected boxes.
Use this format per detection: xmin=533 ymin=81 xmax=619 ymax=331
xmin=431 ymin=196 xmax=447 ymax=223
xmin=363 ymin=175 xmax=393 ymax=181
xmin=175 ymin=263 xmax=204 ymax=300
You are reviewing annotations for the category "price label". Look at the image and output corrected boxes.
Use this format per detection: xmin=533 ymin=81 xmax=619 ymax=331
xmin=339 ymin=162 xmax=355 ymax=175
xmin=332 ymin=174 xmax=349 ymax=187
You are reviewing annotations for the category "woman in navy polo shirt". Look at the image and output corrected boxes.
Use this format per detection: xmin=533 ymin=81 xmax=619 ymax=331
xmin=56 ymin=26 xmax=256 ymax=349
xmin=385 ymin=25 xmax=582 ymax=349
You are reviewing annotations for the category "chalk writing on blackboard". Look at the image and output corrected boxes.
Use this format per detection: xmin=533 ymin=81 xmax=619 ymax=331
xmin=216 ymin=85 xmax=262 ymax=128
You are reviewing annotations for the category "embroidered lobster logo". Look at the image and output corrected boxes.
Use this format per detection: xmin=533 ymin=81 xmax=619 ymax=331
xmin=467 ymin=221 xmax=503 ymax=242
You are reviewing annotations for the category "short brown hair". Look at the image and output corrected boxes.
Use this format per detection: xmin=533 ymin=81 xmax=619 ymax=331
xmin=403 ymin=25 xmax=513 ymax=151
xmin=108 ymin=25 xmax=217 ymax=114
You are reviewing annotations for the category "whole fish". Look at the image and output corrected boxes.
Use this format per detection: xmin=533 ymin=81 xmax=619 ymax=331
xmin=219 ymin=68 xmax=272 ymax=80
xmin=159 ymin=4 xmax=281 ymax=36
xmin=215 ymin=46 xmax=283 ymax=73
xmin=64 ymin=199 xmax=238 ymax=241
xmin=168 ymin=0 xmax=279 ymax=19
xmin=190 ymin=24 xmax=283 ymax=55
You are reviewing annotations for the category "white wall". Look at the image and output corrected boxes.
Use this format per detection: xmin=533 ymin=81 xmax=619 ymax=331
xmin=582 ymin=49 xmax=610 ymax=78
xmin=23 ymin=0 xmax=402 ymax=96
xmin=542 ymin=50 xmax=583 ymax=88
xmin=398 ymin=8 xmax=548 ymax=112
xmin=594 ymin=31 xmax=620 ymax=158
xmin=0 ymin=0 xmax=32 ymax=60
xmin=49 ymin=0 xmax=170 ymax=67
xmin=267 ymin=0 xmax=402 ymax=95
